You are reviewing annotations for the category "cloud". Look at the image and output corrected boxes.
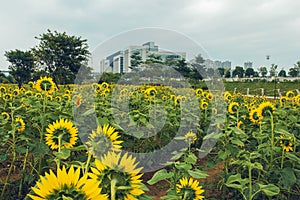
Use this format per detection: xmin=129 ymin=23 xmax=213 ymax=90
xmin=0 ymin=0 xmax=299 ymax=70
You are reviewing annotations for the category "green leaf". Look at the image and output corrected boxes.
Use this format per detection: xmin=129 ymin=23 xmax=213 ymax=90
xmin=252 ymin=162 xmax=263 ymax=170
xmin=231 ymin=127 xmax=246 ymax=135
xmin=82 ymin=108 xmax=95 ymax=116
xmin=133 ymin=131 xmax=144 ymax=139
xmin=281 ymin=167 xmax=297 ymax=188
xmin=258 ymin=183 xmax=280 ymax=196
xmin=188 ymin=169 xmax=208 ymax=179
xmin=226 ymin=173 xmax=248 ymax=187
xmin=171 ymin=152 xmax=184 ymax=161
xmin=53 ymin=148 xmax=71 ymax=160
xmin=218 ymin=150 xmax=230 ymax=160
xmin=286 ymin=152 xmax=300 ymax=163
xmin=184 ymin=153 xmax=197 ymax=165
xmin=175 ymin=162 xmax=192 ymax=171
xmin=161 ymin=195 xmax=179 ymax=200
xmin=231 ymin=138 xmax=244 ymax=147
xmin=147 ymin=169 xmax=174 ymax=185
xmin=69 ymin=145 xmax=87 ymax=151
xmin=0 ymin=154 xmax=7 ymax=162
xmin=98 ymin=117 xmax=109 ymax=125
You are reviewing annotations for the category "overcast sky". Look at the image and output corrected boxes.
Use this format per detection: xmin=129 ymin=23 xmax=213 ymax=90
xmin=1 ymin=0 xmax=300 ymax=71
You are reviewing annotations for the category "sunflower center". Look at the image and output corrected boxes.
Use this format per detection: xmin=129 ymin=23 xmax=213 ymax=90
xmin=261 ymin=106 xmax=273 ymax=117
xmin=98 ymin=169 xmax=132 ymax=198
xmin=46 ymin=184 xmax=88 ymax=200
xmin=40 ymin=80 xmax=52 ymax=91
xmin=89 ymin=135 xmax=113 ymax=157
xmin=52 ymin=128 xmax=71 ymax=145
xmin=178 ymin=187 xmax=196 ymax=199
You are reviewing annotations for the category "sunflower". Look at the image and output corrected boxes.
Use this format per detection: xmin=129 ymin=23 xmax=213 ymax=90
xmin=74 ymin=95 xmax=82 ymax=107
xmin=46 ymin=95 xmax=53 ymax=101
xmin=25 ymin=90 xmax=33 ymax=96
xmin=144 ymin=87 xmax=157 ymax=97
xmin=286 ymin=90 xmax=295 ymax=100
xmin=200 ymin=100 xmax=209 ymax=110
xmin=27 ymin=165 xmax=107 ymax=200
xmin=195 ymin=88 xmax=203 ymax=97
xmin=55 ymin=96 xmax=62 ymax=102
xmin=45 ymin=118 xmax=78 ymax=150
xmin=27 ymin=81 xmax=35 ymax=88
xmin=15 ymin=117 xmax=25 ymax=133
xmin=185 ymin=132 xmax=197 ymax=144
xmin=86 ymin=124 xmax=122 ymax=158
xmin=280 ymin=135 xmax=293 ymax=152
xmin=12 ymin=89 xmax=20 ymax=97
xmin=176 ymin=177 xmax=205 ymax=200
xmin=237 ymin=121 xmax=244 ymax=129
xmin=100 ymin=82 xmax=109 ymax=89
xmin=35 ymin=77 xmax=56 ymax=94
xmin=35 ymin=93 xmax=43 ymax=99
xmin=279 ymin=96 xmax=288 ymax=107
xmin=228 ymin=102 xmax=239 ymax=115
xmin=257 ymin=101 xmax=275 ymax=119
xmin=3 ymin=93 xmax=12 ymax=101
xmin=177 ymin=95 xmax=187 ymax=104
xmin=224 ymin=91 xmax=232 ymax=101
xmin=63 ymin=94 xmax=71 ymax=101
xmin=0 ymin=86 xmax=6 ymax=93
xmin=249 ymin=109 xmax=261 ymax=124
xmin=161 ymin=95 xmax=168 ymax=101
xmin=89 ymin=152 xmax=145 ymax=200
xmin=1 ymin=112 xmax=10 ymax=120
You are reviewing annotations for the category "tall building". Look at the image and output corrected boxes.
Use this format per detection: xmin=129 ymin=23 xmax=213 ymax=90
xmin=244 ymin=61 xmax=253 ymax=69
xmin=222 ymin=61 xmax=231 ymax=69
xmin=99 ymin=41 xmax=186 ymax=73
xmin=204 ymin=59 xmax=231 ymax=69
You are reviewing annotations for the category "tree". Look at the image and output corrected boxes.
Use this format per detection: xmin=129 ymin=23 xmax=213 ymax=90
xmin=258 ymin=67 xmax=268 ymax=77
xmin=293 ymin=61 xmax=300 ymax=76
xmin=129 ymin=51 xmax=142 ymax=72
xmin=232 ymin=66 xmax=244 ymax=78
xmin=164 ymin=57 xmax=177 ymax=67
xmin=224 ymin=69 xmax=231 ymax=78
xmin=217 ymin=68 xmax=225 ymax=77
xmin=269 ymin=64 xmax=278 ymax=77
xmin=288 ymin=67 xmax=298 ymax=77
xmin=4 ymin=49 xmax=35 ymax=88
xmin=245 ymin=67 xmax=255 ymax=78
xmin=278 ymin=69 xmax=287 ymax=77
xmin=145 ymin=54 xmax=163 ymax=64
xmin=33 ymin=29 xmax=91 ymax=84
xmin=173 ymin=58 xmax=190 ymax=78
xmin=187 ymin=54 xmax=206 ymax=80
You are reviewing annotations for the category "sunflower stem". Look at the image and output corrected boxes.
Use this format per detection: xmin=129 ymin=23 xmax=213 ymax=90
xmin=56 ymin=134 xmax=63 ymax=169
xmin=111 ymin=178 xmax=117 ymax=200
xmin=1 ymin=110 xmax=16 ymax=199
xmin=18 ymin=146 xmax=29 ymax=198
xmin=84 ymin=153 xmax=92 ymax=175
xmin=270 ymin=112 xmax=275 ymax=168
xmin=281 ymin=148 xmax=284 ymax=169
xmin=183 ymin=190 xmax=189 ymax=200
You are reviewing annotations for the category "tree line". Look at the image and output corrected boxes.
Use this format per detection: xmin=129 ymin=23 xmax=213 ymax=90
xmin=2 ymin=30 xmax=300 ymax=87
xmin=3 ymin=29 xmax=92 ymax=87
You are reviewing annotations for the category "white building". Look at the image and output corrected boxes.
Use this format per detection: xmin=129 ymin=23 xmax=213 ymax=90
xmin=244 ymin=61 xmax=253 ymax=69
xmin=204 ymin=59 xmax=231 ymax=69
xmin=99 ymin=41 xmax=186 ymax=73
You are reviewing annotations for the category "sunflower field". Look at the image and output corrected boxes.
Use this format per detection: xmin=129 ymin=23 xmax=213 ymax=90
xmin=0 ymin=76 xmax=299 ymax=200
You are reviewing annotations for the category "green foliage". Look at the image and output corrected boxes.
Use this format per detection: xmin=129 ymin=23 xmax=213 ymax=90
xmin=33 ymin=29 xmax=91 ymax=84
xmin=4 ymin=49 xmax=35 ymax=88
xmin=232 ymin=66 xmax=245 ymax=78
xmin=130 ymin=51 xmax=143 ymax=72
